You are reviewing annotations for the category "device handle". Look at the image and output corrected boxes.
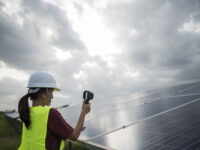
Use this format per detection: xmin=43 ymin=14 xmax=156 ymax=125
xmin=84 ymin=91 xmax=89 ymax=104
xmin=85 ymin=99 xmax=89 ymax=104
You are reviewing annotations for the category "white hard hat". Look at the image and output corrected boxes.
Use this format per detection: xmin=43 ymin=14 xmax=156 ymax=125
xmin=27 ymin=71 xmax=61 ymax=91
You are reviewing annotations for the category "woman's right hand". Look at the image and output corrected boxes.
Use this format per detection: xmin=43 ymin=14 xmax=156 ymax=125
xmin=81 ymin=100 xmax=91 ymax=114
xmin=70 ymin=101 xmax=91 ymax=141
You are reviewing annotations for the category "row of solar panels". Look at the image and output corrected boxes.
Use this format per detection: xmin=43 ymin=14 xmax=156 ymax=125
xmin=59 ymin=81 xmax=200 ymax=149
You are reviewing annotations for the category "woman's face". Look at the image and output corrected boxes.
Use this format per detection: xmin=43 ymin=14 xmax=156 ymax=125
xmin=49 ymin=88 xmax=54 ymax=99
xmin=42 ymin=88 xmax=54 ymax=106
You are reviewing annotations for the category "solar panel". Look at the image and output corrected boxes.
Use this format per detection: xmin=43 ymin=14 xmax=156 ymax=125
xmin=5 ymin=112 xmax=19 ymax=118
xmin=88 ymin=87 xmax=200 ymax=149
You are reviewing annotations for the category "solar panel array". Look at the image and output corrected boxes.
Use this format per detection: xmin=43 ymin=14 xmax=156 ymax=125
xmin=5 ymin=82 xmax=200 ymax=149
xmin=59 ymin=82 xmax=200 ymax=149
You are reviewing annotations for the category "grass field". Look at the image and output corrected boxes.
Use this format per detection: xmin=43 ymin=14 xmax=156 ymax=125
xmin=0 ymin=112 xmax=21 ymax=150
xmin=0 ymin=112 xmax=89 ymax=150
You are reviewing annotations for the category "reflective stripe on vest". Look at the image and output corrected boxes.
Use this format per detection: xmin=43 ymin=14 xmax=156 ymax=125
xmin=18 ymin=106 xmax=65 ymax=150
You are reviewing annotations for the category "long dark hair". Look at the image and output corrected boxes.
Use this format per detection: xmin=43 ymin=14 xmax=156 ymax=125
xmin=18 ymin=89 xmax=43 ymax=129
xmin=18 ymin=94 xmax=30 ymax=129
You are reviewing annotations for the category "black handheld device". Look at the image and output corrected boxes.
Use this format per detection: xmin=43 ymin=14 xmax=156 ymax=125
xmin=83 ymin=91 xmax=94 ymax=104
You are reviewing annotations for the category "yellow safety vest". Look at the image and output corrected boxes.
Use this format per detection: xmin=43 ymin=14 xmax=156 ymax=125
xmin=18 ymin=106 xmax=65 ymax=150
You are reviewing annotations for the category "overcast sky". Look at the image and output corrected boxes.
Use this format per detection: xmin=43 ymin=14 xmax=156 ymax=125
xmin=0 ymin=0 xmax=200 ymax=111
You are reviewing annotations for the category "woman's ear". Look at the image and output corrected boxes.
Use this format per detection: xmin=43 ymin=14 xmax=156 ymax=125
xmin=41 ymin=94 xmax=45 ymax=98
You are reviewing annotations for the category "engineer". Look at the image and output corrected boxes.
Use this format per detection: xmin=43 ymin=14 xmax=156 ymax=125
xmin=18 ymin=71 xmax=91 ymax=150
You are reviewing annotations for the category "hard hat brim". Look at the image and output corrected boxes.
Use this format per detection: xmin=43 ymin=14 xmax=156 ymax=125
xmin=27 ymin=86 xmax=61 ymax=91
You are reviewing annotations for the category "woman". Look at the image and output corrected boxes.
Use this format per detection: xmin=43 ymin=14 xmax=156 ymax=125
xmin=18 ymin=71 xmax=91 ymax=150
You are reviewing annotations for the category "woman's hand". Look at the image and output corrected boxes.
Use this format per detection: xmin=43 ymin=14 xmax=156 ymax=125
xmin=69 ymin=101 xmax=91 ymax=141
xmin=81 ymin=100 xmax=91 ymax=114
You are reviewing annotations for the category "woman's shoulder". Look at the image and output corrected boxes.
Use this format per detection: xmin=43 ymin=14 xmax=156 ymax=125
xmin=49 ymin=108 xmax=62 ymax=118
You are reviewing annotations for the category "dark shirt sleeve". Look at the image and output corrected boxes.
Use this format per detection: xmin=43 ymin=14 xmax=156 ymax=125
xmin=48 ymin=108 xmax=74 ymax=140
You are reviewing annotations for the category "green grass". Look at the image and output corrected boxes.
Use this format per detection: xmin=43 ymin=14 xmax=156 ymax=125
xmin=0 ymin=112 xmax=89 ymax=150
xmin=0 ymin=112 xmax=21 ymax=150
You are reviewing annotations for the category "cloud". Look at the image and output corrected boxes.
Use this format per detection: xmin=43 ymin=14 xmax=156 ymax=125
xmin=103 ymin=0 xmax=200 ymax=83
xmin=0 ymin=77 xmax=26 ymax=110
xmin=0 ymin=0 xmax=86 ymax=71
xmin=22 ymin=0 xmax=85 ymax=50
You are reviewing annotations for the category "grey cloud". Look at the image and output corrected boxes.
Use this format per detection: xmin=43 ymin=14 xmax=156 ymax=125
xmin=0 ymin=0 xmax=86 ymax=71
xmin=0 ymin=2 xmax=4 ymax=7
xmin=22 ymin=0 xmax=85 ymax=51
xmin=103 ymin=0 xmax=200 ymax=83
xmin=0 ymin=77 xmax=26 ymax=110
xmin=0 ymin=11 xmax=56 ymax=70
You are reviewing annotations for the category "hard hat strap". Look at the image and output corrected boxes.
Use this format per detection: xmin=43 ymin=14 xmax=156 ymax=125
xmin=45 ymin=88 xmax=51 ymax=105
